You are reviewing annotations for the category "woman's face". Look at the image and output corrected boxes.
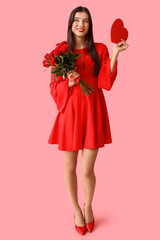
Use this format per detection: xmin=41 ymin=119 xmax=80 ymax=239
xmin=72 ymin=12 xmax=89 ymax=37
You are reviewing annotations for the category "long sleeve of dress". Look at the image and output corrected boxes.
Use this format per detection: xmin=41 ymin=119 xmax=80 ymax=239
xmin=49 ymin=72 xmax=73 ymax=113
xmin=98 ymin=44 xmax=118 ymax=91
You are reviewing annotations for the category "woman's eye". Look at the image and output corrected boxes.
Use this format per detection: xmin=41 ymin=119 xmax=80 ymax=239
xmin=74 ymin=20 xmax=89 ymax=23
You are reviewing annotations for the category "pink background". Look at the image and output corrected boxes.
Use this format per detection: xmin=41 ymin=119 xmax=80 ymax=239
xmin=1 ymin=0 xmax=160 ymax=239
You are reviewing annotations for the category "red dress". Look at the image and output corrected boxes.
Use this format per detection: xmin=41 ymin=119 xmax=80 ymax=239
xmin=48 ymin=42 xmax=118 ymax=151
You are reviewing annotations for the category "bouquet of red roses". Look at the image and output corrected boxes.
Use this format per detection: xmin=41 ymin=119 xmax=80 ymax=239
xmin=42 ymin=41 xmax=94 ymax=96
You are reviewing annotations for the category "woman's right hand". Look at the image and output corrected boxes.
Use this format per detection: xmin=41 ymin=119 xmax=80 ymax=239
xmin=67 ymin=70 xmax=80 ymax=88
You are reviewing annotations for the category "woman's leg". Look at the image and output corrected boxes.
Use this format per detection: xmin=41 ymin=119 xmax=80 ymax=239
xmin=63 ymin=150 xmax=85 ymax=226
xmin=81 ymin=148 xmax=99 ymax=222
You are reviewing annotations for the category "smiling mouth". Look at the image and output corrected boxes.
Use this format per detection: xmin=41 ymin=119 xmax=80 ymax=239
xmin=77 ymin=29 xmax=85 ymax=32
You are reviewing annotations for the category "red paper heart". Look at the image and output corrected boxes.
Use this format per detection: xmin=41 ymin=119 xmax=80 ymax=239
xmin=111 ymin=18 xmax=128 ymax=43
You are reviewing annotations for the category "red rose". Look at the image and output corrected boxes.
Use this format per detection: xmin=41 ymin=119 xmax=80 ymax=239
xmin=42 ymin=59 xmax=49 ymax=67
xmin=54 ymin=47 xmax=61 ymax=57
xmin=59 ymin=44 xmax=69 ymax=54
xmin=56 ymin=41 xmax=68 ymax=47
xmin=44 ymin=53 xmax=50 ymax=60
xmin=50 ymin=57 xmax=56 ymax=66
xmin=49 ymin=49 xmax=55 ymax=58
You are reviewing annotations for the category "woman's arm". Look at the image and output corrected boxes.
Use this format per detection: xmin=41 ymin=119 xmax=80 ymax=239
xmin=110 ymin=51 xmax=119 ymax=74
xmin=110 ymin=38 xmax=129 ymax=74
xmin=67 ymin=70 xmax=79 ymax=89
xmin=49 ymin=73 xmax=71 ymax=112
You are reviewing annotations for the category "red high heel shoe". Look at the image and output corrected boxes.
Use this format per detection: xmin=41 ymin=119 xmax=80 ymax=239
xmin=83 ymin=203 xmax=95 ymax=233
xmin=74 ymin=214 xmax=86 ymax=235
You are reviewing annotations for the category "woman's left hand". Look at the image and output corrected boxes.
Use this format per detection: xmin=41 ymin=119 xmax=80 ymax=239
xmin=113 ymin=39 xmax=129 ymax=55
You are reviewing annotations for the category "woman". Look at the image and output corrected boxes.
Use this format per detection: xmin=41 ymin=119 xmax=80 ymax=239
xmin=48 ymin=6 xmax=129 ymax=235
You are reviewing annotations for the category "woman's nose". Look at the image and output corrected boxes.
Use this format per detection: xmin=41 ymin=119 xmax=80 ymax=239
xmin=78 ymin=21 xmax=84 ymax=27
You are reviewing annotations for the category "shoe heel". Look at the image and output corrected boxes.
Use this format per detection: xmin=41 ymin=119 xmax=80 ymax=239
xmin=74 ymin=213 xmax=86 ymax=235
xmin=83 ymin=203 xmax=95 ymax=233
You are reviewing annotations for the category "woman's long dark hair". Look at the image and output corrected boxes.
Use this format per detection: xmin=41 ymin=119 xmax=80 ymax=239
xmin=67 ymin=6 xmax=100 ymax=77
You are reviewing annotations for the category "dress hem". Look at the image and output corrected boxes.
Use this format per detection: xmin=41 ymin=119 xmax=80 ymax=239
xmin=47 ymin=141 xmax=112 ymax=151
